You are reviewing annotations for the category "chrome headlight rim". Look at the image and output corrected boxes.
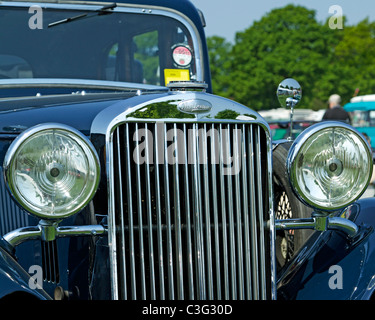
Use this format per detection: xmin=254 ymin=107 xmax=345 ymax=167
xmin=286 ymin=121 xmax=373 ymax=211
xmin=3 ymin=123 xmax=100 ymax=220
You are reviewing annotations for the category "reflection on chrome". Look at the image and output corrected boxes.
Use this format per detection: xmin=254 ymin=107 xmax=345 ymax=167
xmin=288 ymin=122 xmax=372 ymax=211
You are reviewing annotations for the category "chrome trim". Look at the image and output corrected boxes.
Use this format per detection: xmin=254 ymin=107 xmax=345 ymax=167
xmin=275 ymin=215 xmax=359 ymax=238
xmin=286 ymin=121 xmax=373 ymax=211
xmin=91 ymin=91 xmax=275 ymax=299
xmin=3 ymin=123 xmax=101 ymax=220
xmin=3 ymin=221 xmax=107 ymax=248
xmin=0 ymin=79 xmax=166 ymax=92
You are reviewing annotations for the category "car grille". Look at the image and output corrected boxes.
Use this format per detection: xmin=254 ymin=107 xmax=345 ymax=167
xmin=109 ymin=121 xmax=273 ymax=300
xmin=0 ymin=167 xmax=29 ymax=236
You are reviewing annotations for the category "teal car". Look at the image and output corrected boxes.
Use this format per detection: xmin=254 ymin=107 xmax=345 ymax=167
xmin=344 ymin=95 xmax=375 ymax=148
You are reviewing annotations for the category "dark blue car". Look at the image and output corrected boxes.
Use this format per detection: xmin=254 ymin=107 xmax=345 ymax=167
xmin=0 ymin=0 xmax=374 ymax=301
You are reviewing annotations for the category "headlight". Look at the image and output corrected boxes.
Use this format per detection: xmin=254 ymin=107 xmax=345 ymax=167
xmin=4 ymin=124 xmax=100 ymax=219
xmin=287 ymin=121 xmax=373 ymax=211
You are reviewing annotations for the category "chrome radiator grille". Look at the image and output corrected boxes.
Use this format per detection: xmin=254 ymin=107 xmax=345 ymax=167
xmin=109 ymin=121 xmax=272 ymax=300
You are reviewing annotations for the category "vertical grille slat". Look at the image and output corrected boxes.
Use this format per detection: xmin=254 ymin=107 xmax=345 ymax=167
xmin=0 ymin=167 xmax=30 ymax=236
xmin=110 ymin=121 xmax=272 ymax=300
xmin=249 ymin=126 xmax=260 ymax=299
xmin=124 ymin=123 xmax=137 ymax=299
xmin=115 ymin=128 xmax=127 ymax=300
xmin=154 ymin=123 xmax=166 ymax=299
xmin=182 ymin=123 xmax=194 ymax=300
xmin=234 ymin=125 xmax=245 ymax=300
xmin=134 ymin=124 xmax=147 ymax=299
xmin=255 ymin=126 xmax=267 ymax=300
xmin=219 ymin=124 xmax=230 ymax=299
xmin=172 ymin=124 xmax=184 ymax=300
xmin=241 ymin=124 xmax=252 ymax=299
xmin=144 ymin=123 xmax=156 ymax=300
xmin=163 ymin=123 xmax=175 ymax=300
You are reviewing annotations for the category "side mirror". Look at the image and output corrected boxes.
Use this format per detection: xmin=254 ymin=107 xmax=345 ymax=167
xmin=276 ymin=78 xmax=302 ymax=140
xmin=277 ymin=78 xmax=302 ymax=108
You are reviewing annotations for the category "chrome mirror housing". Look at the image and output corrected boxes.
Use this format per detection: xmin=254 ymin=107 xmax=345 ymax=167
xmin=277 ymin=78 xmax=302 ymax=108
xmin=276 ymin=78 xmax=302 ymax=140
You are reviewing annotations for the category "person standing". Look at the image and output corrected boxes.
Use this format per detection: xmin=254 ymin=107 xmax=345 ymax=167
xmin=322 ymin=94 xmax=351 ymax=124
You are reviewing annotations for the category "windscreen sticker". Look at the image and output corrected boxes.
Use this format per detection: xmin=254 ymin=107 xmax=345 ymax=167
xmin=172 ymin=45 xmax=193 ymax=67
xmin=164 ymin=69 xmax=190 ymax=86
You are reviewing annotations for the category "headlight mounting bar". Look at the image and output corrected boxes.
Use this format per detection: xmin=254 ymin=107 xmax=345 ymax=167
xmin=3 ymin=220 xmax=107 ymax=248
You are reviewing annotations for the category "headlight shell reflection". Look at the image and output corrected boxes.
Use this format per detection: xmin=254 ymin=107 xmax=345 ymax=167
xmin=287 ymin=122 xmax=373 ymax=211
xmin=4 ymin=124 xmax=100 ymax=219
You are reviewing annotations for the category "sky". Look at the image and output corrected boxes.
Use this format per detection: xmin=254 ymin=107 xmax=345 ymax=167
xmin=190 ymin=0 xmax=375 ymax=43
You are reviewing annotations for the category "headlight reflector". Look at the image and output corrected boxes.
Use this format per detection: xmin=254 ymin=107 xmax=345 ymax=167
xmin=4 ymin=124 xmax=100 ymax=219
xmin=287 ymin=122 xmax=372 ymax=211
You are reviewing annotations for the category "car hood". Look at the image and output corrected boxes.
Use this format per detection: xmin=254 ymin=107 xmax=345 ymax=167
xmin=0 ymin=92 xmax=155 ymax=135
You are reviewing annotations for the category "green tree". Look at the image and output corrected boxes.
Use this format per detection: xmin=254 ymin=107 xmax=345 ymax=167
xmin=226 ymin=5 xmax=337 ymax=111
xmin=206 ymin=36 xmax=232 ymax=97
xmin=323 ymin=19 xmax=375 ymax=105
xmin=207 ymin=4 xmax=375 ymax=112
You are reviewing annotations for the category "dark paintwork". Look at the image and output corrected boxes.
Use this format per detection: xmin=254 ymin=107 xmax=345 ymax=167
xmin=277 ymin=198 xmax=375 ymax=300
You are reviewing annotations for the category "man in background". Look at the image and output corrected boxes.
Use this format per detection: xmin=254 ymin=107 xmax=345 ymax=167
xmin=323 ymin=94 xmax=351 ymax=124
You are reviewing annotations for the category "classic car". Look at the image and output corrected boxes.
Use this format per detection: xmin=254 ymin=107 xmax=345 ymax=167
xmin=0 ymin=0 xmax=375 ymax=301
xmin=344 ymin=95 xmax=375 ymax=149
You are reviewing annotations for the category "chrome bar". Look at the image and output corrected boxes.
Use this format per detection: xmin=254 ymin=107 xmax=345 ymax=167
xmin=202 ymin=125 xmax=213 ymax=299
xmin=134 ymin=124 xmax=146 ymax=299
xmin=3 ymin=224 xmax=107 ymax=248
xmin=107 ymin=129 xmax=119 ymax=300
xmin=225 ymin=125 xmax=237 ymax=299
xmin=53 ymin=225 xmax=107 ymax=237
xmin=275 ymin=218 xmax=316 ymax=231
xmin=219 ymin=124 xmax=229 ymax=299
xmin=248 ymin=126 xmax=259 ymax=299
xmin=210 ymin=124 xmax=221 ymax=299
xmin=173 ymin=124 xmax=184 ymax=299
xmin=164 ymin=123 xmax=175 ymax=299
xmin=255 ymin=127 xmax=267 ymax=300
xmin=125 ymin=123 xmax=137 ymax=299
xmin=234 ymin=125 xmax=244 ymax=299
xmin=144 ymin=123 xmax=156 ymax=299
xmin=116 ymin=128 xmax=127 ymax=300
xmin=182 ymin=124 xmax=194 ymax=299
xmin=192 ymin=123 xmax=206 ymax=299
xmin=242 ymin=124 xmax=252 ymax=299
xmin=154 ymin=122 xmax=165 ymax=299
xmin=3 ymin=226 xmax=42 ymax=247
xmin=275 ymin=216 xmax=358 ymax=238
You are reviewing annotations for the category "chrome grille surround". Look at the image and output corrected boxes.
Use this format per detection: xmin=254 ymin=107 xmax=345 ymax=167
xmin=91 ymin=92 xmax=276 ymax=300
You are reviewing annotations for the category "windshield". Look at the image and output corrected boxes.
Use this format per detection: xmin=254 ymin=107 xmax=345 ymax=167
xmin=0 ymin=5 xmax=199 ymax=88
xmin=350 ymin=110 xmax=375 ymax=127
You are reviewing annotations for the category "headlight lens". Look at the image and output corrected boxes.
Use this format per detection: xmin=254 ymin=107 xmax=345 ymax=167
xmin=287 ymin=122 xmax=373 ymax=211
xmin=4 ymin=124 xmax=100 ymax=219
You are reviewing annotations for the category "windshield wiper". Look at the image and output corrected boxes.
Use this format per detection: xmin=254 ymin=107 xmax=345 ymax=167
xmin=48 ymin=3 xmax=117 ymax=28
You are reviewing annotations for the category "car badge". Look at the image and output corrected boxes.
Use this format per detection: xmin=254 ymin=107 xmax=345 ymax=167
xmin=177 ymin=99 xmax=212 ymax=114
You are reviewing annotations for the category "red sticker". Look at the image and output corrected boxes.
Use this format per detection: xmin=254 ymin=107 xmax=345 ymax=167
xmin=172 ymin=45 xmax=192 ymax=67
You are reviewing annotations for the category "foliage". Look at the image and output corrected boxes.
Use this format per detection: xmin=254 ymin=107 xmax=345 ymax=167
xmin=206 ymin=36 xmax=232 ymax=97
xmin=206 ymin=5 xmax=375 ymax=111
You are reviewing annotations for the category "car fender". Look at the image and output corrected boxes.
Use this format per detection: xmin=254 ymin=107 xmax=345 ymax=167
xmin=277 ymin=197 xmax=375 ymax=300
xmin=0 ymin=241 xmax=51 ymax=300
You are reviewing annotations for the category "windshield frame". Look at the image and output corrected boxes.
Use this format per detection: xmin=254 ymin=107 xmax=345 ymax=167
xmin=0 ymin=1 xmax=205 ymax=90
